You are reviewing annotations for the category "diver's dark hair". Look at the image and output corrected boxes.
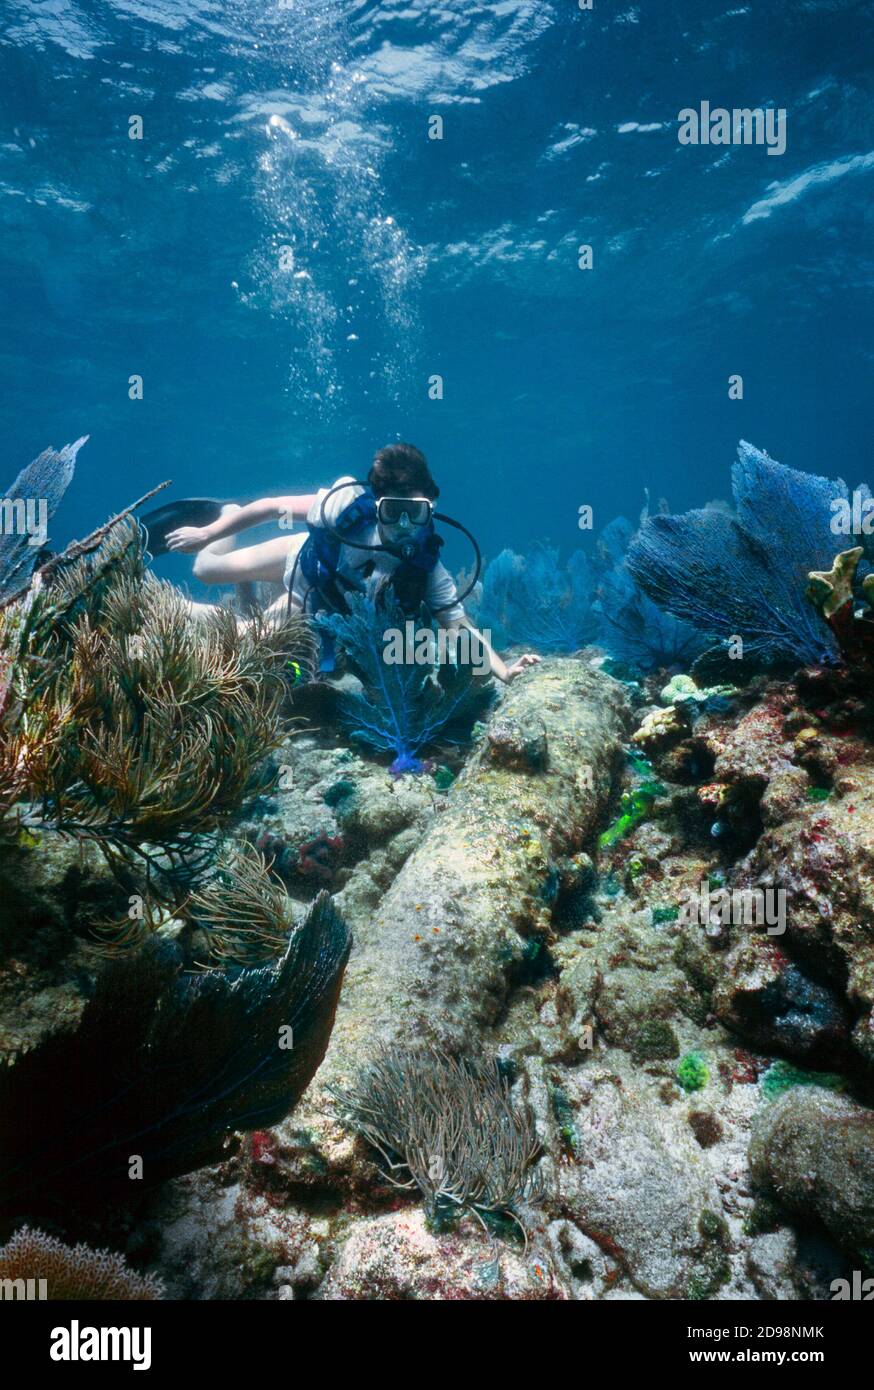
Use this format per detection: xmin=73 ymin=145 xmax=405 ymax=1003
xmin=368 ymin=443 xmax=439 ymax=500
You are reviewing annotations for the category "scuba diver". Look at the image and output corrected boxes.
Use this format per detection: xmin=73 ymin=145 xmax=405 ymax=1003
xmin=147 ymin=442 xmax=540 ymax=684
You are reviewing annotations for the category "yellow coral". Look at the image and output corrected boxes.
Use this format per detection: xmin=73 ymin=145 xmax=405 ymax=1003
xmin=632 ymin=704 xmax=686 ymax=748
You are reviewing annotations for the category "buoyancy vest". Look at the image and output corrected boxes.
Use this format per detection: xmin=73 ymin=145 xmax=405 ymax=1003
xmin=294 ymin=487 xmax=444 ymax=618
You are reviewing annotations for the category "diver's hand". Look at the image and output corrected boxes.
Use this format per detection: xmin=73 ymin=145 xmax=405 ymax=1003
xmin=504 ymin=653 xmax=541 ymax=682
xmin=165 ymin=526 xmax=211 ymax=552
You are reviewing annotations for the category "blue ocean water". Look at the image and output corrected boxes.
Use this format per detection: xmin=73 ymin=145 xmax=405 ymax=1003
xmin=1 ymin=0 xmax=872 ymax=591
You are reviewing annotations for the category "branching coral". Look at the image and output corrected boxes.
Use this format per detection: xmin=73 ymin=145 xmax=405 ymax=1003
xmin=330 ymin=1046 xmax=544 ymax=1239
xmin=316 ymin=591 xmax=492 ymax=774
xmin=627 ymin=442 xmax=857 ymax=670
xmin=0 ymin=1226 xmax=163 ymax=1300
xmin=0 ymin=891 xmax=351 ymax=1213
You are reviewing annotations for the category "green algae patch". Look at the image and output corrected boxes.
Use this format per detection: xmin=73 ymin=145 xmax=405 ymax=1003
xmin=806 ymin=786 xmax=831 ymax=803
xmin=651 ymin=904 xmax=679 ymax=926
xmin=627 ymin=749 xmax=658 ymax=780
xmin=550 ymin=1083 xmax=582 ymax=1158
xmin=598 ymin=784 xmax=663 ymax=850
xmin=686 ymin=1211 xmax=731 ymax=1300
xmin=598 ymin=749 xmax=667 ymax=850
xmin=323 ymin=778 xmax=358 ymax=808
xmin=699 ymin=1210 xmax=729 ymax=1244
xmin=677 ymin=1052 xmax=709 ymax=1092
xmin=743 ymin=1195 xmax=783 ymax=1238
xmin=687 ymin=1253 xmax=731 ymax=1301
xmin=759 ymin=1058 xmax=847 ymax=1101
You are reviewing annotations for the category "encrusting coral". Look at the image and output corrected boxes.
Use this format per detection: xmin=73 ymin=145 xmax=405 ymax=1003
xmin=0 ymin=1226 xmax=163 ymax=1300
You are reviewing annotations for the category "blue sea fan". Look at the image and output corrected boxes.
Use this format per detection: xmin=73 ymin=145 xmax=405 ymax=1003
xmin=0 ymin=437 xmax=85 ymax=598
xmin=627 ymin=442 xmax=852 ymax=669
xmin=594 ymin=560 xmax=709 ymax=671
xmin=477 ymin=544 xmax=596 ymax=653
xmin=316 ymin=591 xmax=493 ymax=772
xmin=591 ymin=514 xmax=708 ymax=671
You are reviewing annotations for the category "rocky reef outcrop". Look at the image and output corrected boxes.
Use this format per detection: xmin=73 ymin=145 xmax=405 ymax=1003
xmin=127 ymin=655 xmax=873 ymax=1301
xmin=7 ymin=616 xmax=874 ymax=1299
xmin=320 ymin=659 xmax=630 ymax=1068
xmin=750 ymin=1087 xmax=874 ymax=1252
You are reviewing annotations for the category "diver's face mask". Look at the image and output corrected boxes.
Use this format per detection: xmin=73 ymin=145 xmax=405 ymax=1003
xmin=375 ymin=496 xmax=434 ymax=557
xmin=376 ymin=496 xmax=433 ymax=529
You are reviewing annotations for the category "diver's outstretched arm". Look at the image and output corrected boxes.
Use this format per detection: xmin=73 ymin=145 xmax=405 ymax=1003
xmin=166 ymin=494 xmax=317 ymax=552
xmin=447 ymin=616 xmax=541 ymax=684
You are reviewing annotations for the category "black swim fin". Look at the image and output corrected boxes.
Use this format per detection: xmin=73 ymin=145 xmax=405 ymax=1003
xmin=140 ymin=498 xmax=227 ymax=556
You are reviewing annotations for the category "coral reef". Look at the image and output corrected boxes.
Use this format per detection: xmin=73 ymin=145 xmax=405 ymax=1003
xmin=0 ymin=1226 xmax=163 ymax=1300
xmin=114 ymin=648 xmax=874 ymax=1303
xmin=0 ymin=891 xmax=350 ymax=1216
xmin=6 ymin=490 xmax=874 ymax=1302
xmin=307 ymin=660 xmax=629 ymax=1079
xmin=0 ymin=518 xmax=313 ymax=948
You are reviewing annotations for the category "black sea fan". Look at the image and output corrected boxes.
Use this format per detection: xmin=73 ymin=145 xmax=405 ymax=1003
xmin=0 ymin=891 xmax=350 ymax=1217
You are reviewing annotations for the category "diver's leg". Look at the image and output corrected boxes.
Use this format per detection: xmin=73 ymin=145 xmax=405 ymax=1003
xmin=198 ymin=503 xmax=242 ymax=560
xmin=262 ymin=591 xmax=299 ymax=625
xmin=185 ymin=590 xmax=288 ymax=628
xmin=185 ymin=599 xmax=224 ymax=620
xmin=193 ymin=534 xmax=291 ymax=586
xmin=189 ymin=503 xmax=239 ymax=584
